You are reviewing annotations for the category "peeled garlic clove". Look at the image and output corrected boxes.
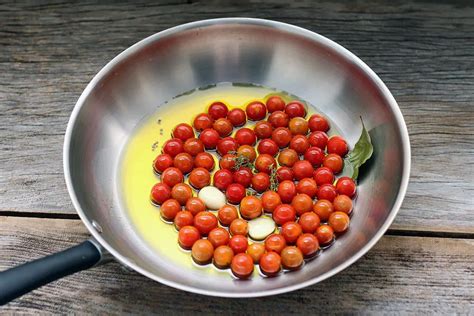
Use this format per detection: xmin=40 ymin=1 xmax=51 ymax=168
xmin=198 ymin=186 xmax=226 ymax=210
xmin=248 ymin=216 xmax=276 ymax=241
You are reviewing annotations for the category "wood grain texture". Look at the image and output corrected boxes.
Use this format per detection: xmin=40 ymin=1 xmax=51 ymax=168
xmin=0 ymin=216 xmax=472 ymax=314
xmin=0 ymin=0 xmax=473 ymax=235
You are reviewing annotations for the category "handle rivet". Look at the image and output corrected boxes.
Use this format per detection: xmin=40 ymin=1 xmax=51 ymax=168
xmin=91 ymin=221 xmax=103 ymax=233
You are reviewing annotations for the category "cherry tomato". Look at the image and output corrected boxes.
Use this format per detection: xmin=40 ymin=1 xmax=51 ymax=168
xmin=219 ymin=153 xmax=236 ymax=170
xmin=317 ymin=184 xmax=337 ymax=202
xmin=285 ymin=101 xmax=306 ymax=118
xmin=268 ymin=111 xmax=289 ymax=128
xmin=213 ymin=245 xmax=234 ymax=269
xmin=171 ymin=183 xmax=193 ymax=205
xmin=327 ymin=136 xmax=349 ymax=157
xmin=161 ymin=167 xmax=184 ymax=187
xmin=296 ymin=178 xmax=318 ymax=198
xmin=333 ymin=194 xmax=353 ymax=214
xmin=188 ymin=167 xmax=211 ymax=189
xmin=277 ymin=148 xmax=299 ymax=167
xmin=335 ymin=176 xmax=357 ymax=198
xmin=288 ymin=117 xmax=309 ymax=135
xmin=247 ymin=243 xmax=266 ymax=263
xmin=199 ymin=128 xmax=220 ymax=150
xmin=185 ymin=197 xmax=206 ymax=215
xmin=193 ymin=211 xmax=218 ymax=236
xmin=313 ymin=167 xmax=335 ymax=186
xmin=213 ymin=118 xmax=233 ymax=137
xmin=161 ymin=199 xmax=181 ymax=221
xmin=225 ymin=183 xmax=246 ymax=204
xmin=173 ymin=152 xmax=194 ymax=174
xmin=237 ymin=145 xmax=257 ymax=162
xmin=163 ymin=138 xmax=184 ymax=157
xmin=153 ymin=153 xmax=173 ymax=173
xmin=178 ymin=226 xmax=200 ymax=249
xmin=308 ymin=114 xmax=329 ymax=132
xmin=217 ymin=137 xmax=239 ymax=156
xmin=296 ymin=234 xmax=319 ymax=258
xmin=183 ymin=138 xmax=204 ymax=156
xmin=174 ymin=210 xmax=194 ymax=230
xmin=240 ymin=196 xmax=263 ymax=220
xmin=193 ymin=113 xmax=214 ymax=131
xmin=150 ymin=183 xmax=171 ymax=205
xmin=276 ymin=166 xmax=294 ymax=182
xmin=261 ymin=191 xmax=282 ymax=213
xmin=233 ymin=167 xmax=253 ymax=188
xmin=265 ymin=234 xmax=287 ymax=254
xmin=229 ymin=235 xmax=248 ymax=254
xmin=194 ymin=152 xmax=215 ymax=171
xmin=251 ymin=172 xmax=270 ymax=193
xmin=289 ymin=135 xmax=310 ymax=155
xmin=208 ymin=227 xmax=230 ymax=248
xmin=313 ymin=199 xmax=334 ymax=221
xmin=256 ymin=139 xmax=278 ymax=157
xmin=259 ymin=251 xmax=281 ymax=276
xmin=246 ymin=101 xmax=267 ymax=121
xmin=271 ymin=127 xmax=292 ymax=148
xmin=316 ymin=224 xmax=334 ymax=245
xmin=227 ymin=108 xmax=246 ymax=126
xmin=172 ymin=123 xmax=194 ymax=141
xmin=281 ymin=221 xmax=303 ymax=244
xmin=281 ymin=246 xmax=304 ymax=270
xmin=308 ymin=131 xmax=329 ymax=149
xmin=292 ymin=160 xmax=313 ymax=180
xmin=298 ymin=212 xmax=320 ymax=233
xmin=213 ymin=169 xmax=234 ymax=191
xmin=235 ymin=128 xmax=256 ymax=146
xmin=254 ymin=121 xmax=274 ymax=139
xmin=218 ymin=204 xmax=239 ymax=226
xmin=291 ymin=193 xmax=313 ymax=216
xmin=231 ymin=253 xmax=254 ymax=279
xmin=208 ymin=101 xmax=228 ymax=120
xmin=329 ymin=211 xmax=350 ymax=233
xmin=323 ymin=153 xmax=344 ymax=173
xmin=229 ymin=218 xmax=249 ymax=236
xmin=266 ymin=95 xmax=286 ymax=113
xmin=192 ymin=239 xmax=214 ymax=264
xmin=277 ymin=180 xmax=297 ymax=203
xmin=273 ymin=204 xmax=296 ymax=226
xmin=304 ymin=147 xmax=325 ymax=167
xmin=255 ymin=154 xmax=276 ymax=174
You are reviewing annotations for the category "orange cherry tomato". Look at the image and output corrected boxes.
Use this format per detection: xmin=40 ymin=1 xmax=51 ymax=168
xmin=229 ymin=218 xmax=249 ymax=236
xmin=183 ymin=138 xmax=205 ymax=156
xmin=271 ymin=127 xmax=292 ymax=148
xmin=194 ymin=152 xmax=215 ymax=171
xmin=296 ymin=178 xmax=318 ymax=198
xmin=174 ymin=210 xmax=194 ymax=230
xmin=208 ymin=227 xmax=230 ymax=248
xmin=178 ymin=226 xmax=200 ymax=249
xmin=265 ymin=234 xmax=287 ymax=254
xmin=237 ymin=145 xmax=257 ymax=162
xmin=273 ymin=204 xmax=296 ymax=226
xmin=259 ymin=251 xmax=282 ymax=276
xmin=193 ymin=211 xmax=218 ymax=236
xmin=213 ymin=245 xmax=234 ymax=269
xmin=266 ymin=95 xmax=286 ymax=113
xmin=161 ymin=167 xmax=184 ymax=187
xmin=277 ymin=148 xmax=299 ymax=167
xmin=247 ymin=243 xmax=266 ymax=263
xmin=298 ymin=212 xmax=321 ymax=234
xmin=323 ymin=153 xmax=344 ymax=174
xmin=213 ymin=118 xmax=234 ymax=137
xmin=296 ymin=233 xmax=319 ymax=258
xmin=229 ymin=235 xmax=248 ymax=254
xmin=291 ymin=193 xmax=313 ymax=216
xmin=251 ymin=172 xmax=271 ymax=193
xmin=217 ymin=204 xmax=239 ymax=226
xmin=333 ymin=194 xmax=353 ymax=214
xmin=313 ymin=199 xmax=334 ymax=221
xmin=188 ymin=167 xmax=211 ymax=189
xmin=328 ymin=211 xmax=350 ymax=233
xmin=192 ymin=239 xmax=214 ymax=264
xmin=316 ymin=224 xmax=334 ymax=245
xmin=231 ymin=253 xmax=254 ymax=279
xmin=288 ymin=117 xmax=309 ymax=135
xmin=160 ymin=199 xmax=181 ymax=221
xmin=171 ymin=183 xmax=193 ymax=205
xmin=150 ymin=183 xmax=171 ymax=205
xmin=261 ymin=191 xmax=282 ymax=213
xmin=280 ymin=221 xmax=303 ymax=244
xmin=185 ymin=197 xmax=206 ymax=215
xmin=240 ymin=196 xmax=263 ymax=220
xmin=280 ymin=246 xmax=304 ymax=270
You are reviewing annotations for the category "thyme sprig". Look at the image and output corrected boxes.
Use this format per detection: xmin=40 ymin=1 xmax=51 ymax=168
xmin=229 ymin=151 xmax=255 ymax=170
xmin=269 ymin=164 xmax=279 ymax=191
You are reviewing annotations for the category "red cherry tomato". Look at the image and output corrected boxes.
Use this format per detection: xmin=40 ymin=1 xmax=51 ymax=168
xmin=327 ymin=136 xmax=349 ymax=157
xmin=271 ymin=127 xmax=292 ymax=148
xmin=296 ymin=233 xmax=319 ymax=258
xmin=229 ymin=218 xmax=248 ymax=236
xmin=213 ymin=245 xmax=234 ymax=269
xmin=212 ymin=118 xmax=233 ymax=137
xmin=261 ymin=191 xmax=282 ymax=213
xmin=194 ymin=152 xmax=215 ymax=171
xmin=276 ymin=166 xmax=294 ymax=182
xmin=272 ymin=204 xmax=296 ymax=225
xmin=317 ymin=184 xmax=337 ymax=202
xmin=208 ymin=227 xmax=230 ymax=248
xmin=237 ymin=145 xmax=257 ymax=162
xmin=160 ymin=199 xmax=181 ymax=221
xmin=218 ymin=205 xmax=239 ymax=226
xmin=259 ymin=251 xmax=282 ymax=276
xmin=335 ymin=176 xmax=357 ymax=198
xmin=193 ymin=113 xmax=214 ymax=131
xmin=227 ymin=108 xmax=246 ymax=126
xmin=308 ymin=114 xmax=329 ymax=132
xmin=289 ymin=135 xmax=310 ymax=155
xmin=213 ymin=169 xmax=233 ymax=191
xmin=193 ymin=211 xmax=218 ymax=236
xmin=225 ymin=183 xmax=246 ymax=204
xmin=277 ymin=180 xmax=297 ymax=203
xmin=208 ymin=101 xmax=228 ymax=120
xmin=235 ymin=127 xmax=257 ymax=146
xmin=231 ymin=253 xmax=254 ymax=279
xmin=153 ymin=153 xmax=174 ymax=174
xmin=298 ymin=212 xmax=321 ymax=233
xmin=281 ymin=246 xmax=304 ymax=270
xmin=162 ymin=138 xmax=184 ymax=157
xmin=292 ymin=160 xmax=313 ymax=180
xmin=328 ymin=211 xmax=350 ymax=233
xmin=291 ymin=193 xmax=313 ymax=216
xmin=229 ymin=235 xmax=249 ymax=254
xmin=216 ymin=137 xmax=239 ymax=156
xmin=288 ymin=117 xmax=309 ymax=135
xmin=313 ymin=199 xmax=334 ymax=221
xmin=257 ymin=139 xmax=279 ymax=156
xmin=255 ymin=154 xmax=276 ymax=173
xmin=240 ymin=196 xmax=263 ymax=220
xmin=251 ymin=172 xmax=271 ymax=193
xmin=268 ymin=111 xmax=289 ymax=128
xmin=178 ymin=226 xmax=200 ymax=249
xmin=281 ymin=221 xmax=303 ymax=244
xmin=199 ymin=128 xmax=220 ymax=150
xmin=265 ymin=234 xmax=287 ymax=254
xmin=247 ymin=243 xmax=266 ymax=263
xmin=188 ymin=167 xmax=211 ymax=189
xmin=185 ymin=197 xmax=206 ymax=215
xmin=313 ymin=167 xmax=335 ymax=186
xmin=183 ymin=138 xmax=204 ymax=156
xmin=173 ymin=152 xmax=194 ymax=174
xmin=316 ymin=225 xmax=334 ymax=245
xmin=308 ymin=131 xmax=329 ymax=149
xmin=172 ymin=123 xmax=194 ymax=141
xmin=174 ymin=210 xmax=194 ymax=230
xmin=192 ymin=239 xmax=214 ymax=264
xmin=266 ymin=95 xmax=286 ymax=113
xmin=161 ymin=167 xmax=184 ymax=187
xmin=254 ymin=121 xmax=274 ymax=139
xmin=219 ymin=153 xmax=236 ymax=170
xmin=150 ymin=183 xmax=171 ymax=205
xmin=277 ymin=148 xmax=299 ymax=167
xmin=304 ymin=147 xmax=325 ymax=167
xmin=285 ymin=101 xmax=306 ymax=118
xmin=333 ymin=194 xmax=353 ymax=214
xmin=296 ymin=178 xmax=318 ymax=198
xmin=233 ymin=167 xmax=253 ymax=188
xmin=171 ymin=183 xmax=193 ymax=205
xmin=246 ymin=101 xmax=267 ymax=121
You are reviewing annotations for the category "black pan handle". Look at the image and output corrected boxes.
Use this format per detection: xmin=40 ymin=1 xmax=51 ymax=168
xmin=0 ymin=240 xmax=103 ymax=305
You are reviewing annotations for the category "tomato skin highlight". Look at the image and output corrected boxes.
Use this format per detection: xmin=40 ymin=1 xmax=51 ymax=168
xmin=304 ymin=147 xmax=325 ymax=167
xmin=268 ymin=111 xmax=289 ymax=128
xmin=174 ymin=210 xmax=194 ymax=230
xmin=329 ymin=211 xmax=351 ymax=233
xmin=291 ymin=193 xmax=313 ymax=216
xmin=208 ymin=227 xmax=230 ymax=248
xmin=185 ymin=197 xmax=206 ymax=215
xmin=161 ymin=167 xmax=184 ymax=188
xmin=272 ymin=127 xmax=292 ymax=148
xmin=163 ymin=138 xmax=184 ymax=157
xmin=229 ymin=218 xmax=249 ymax=236
xmin=289 ymin=135 xmax=310 ymax=155
xmin=161 ymin=199 xmax=181 ymax=221
xmin=217 ymin=137 xmax=239 ymax=156
xmin=171 ymin=183 xmax=193 ymax=205
xmin=173 ymin=152 xmax=194 ymax=174
xmin=183 ymin=138 xmax=205 ymax=156
xmin=188 ymin=167 xmax=211 ymax=189
xmin=255 ymin=154 xmax=276 ymax=174
xmin=333 ymin=194 xmax=353 ymax=214
xmin=313 ymin=199 xmax=334 ymax=221
xmin=278 ymin=148 xmax=299 ymax=167
xmin=233 ymin=167 xmax=253 ymax=188
xmin=276 ymin=166 xmax=294 ymax=182
xmin=194 ymin=152 xmax=215 ymax=171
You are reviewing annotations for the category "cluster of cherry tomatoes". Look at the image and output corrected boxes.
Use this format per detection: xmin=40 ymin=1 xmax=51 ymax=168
xmin=150 ymin=95 xmax=357 ymax=279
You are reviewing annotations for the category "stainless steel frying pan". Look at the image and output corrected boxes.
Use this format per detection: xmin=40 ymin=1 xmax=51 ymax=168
xmin=0 ymin=18 xmax=410 ymax=303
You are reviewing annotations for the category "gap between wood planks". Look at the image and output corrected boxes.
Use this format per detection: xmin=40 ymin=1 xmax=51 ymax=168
xmin=0 ymin=210 xmax=472 ymax=240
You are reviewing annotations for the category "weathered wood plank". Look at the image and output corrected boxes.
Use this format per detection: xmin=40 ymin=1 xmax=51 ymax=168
xmin=0 ymin=216 xmax=472 ymax=314
xmin=0 ymin=0 xmax=473 ymax=234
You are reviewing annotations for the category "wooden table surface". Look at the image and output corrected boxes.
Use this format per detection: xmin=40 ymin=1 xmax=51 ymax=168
xmin=1 ymin=0 xmax=473 ymax=314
